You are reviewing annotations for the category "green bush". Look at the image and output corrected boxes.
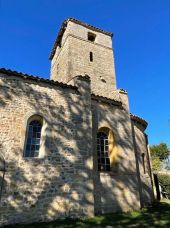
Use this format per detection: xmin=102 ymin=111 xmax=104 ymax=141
xmin=158 ymin=174 xmax=170 ymax=185
xmin=158 ymin=174 xmax=170 ymax=196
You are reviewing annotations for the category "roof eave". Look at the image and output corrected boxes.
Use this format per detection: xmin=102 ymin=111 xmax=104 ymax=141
xmin=130 ymin=113 xmax=148 ymax=129
xmin=0 ymin=68 xmax=78 ymax=91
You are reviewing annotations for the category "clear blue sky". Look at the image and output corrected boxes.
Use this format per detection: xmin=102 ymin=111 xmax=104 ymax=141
xmin=0 ymin=0 xmax=170 ymax=147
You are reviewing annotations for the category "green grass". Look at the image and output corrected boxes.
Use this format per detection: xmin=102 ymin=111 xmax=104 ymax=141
xmin=6 ymin=200 xmax=170 ymax=228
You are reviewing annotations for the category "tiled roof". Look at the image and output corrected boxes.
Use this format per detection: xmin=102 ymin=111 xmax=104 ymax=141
xmin=49 ymin=18 xmax=113 ymax=60
xmin=68 ymin=18 xmax=113 ymax=36
xmin=0 ymin=68 xmax=122 ymax=106
xmin=0 ymin=68 xmax=78 ymax=91
xmin=91 ymin=93 xmax=122 ymax=106
xmin=130 ymin=113 xmax=148 ymax=129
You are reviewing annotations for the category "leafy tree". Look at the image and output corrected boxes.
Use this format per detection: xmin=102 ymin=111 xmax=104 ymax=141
xmin=151 ymin=157 xmax=162 ymax=172
xmin=150 ymin=143 xmax=170 ymax=172
xmin=150 ymin=143 xmax=169 ymax=160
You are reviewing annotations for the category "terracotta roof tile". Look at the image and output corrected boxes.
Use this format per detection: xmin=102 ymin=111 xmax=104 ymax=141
xmin=0 ymin=68 xmax=122 ymax=106
xmin=0 ymin=68 xmax=78 ymax=91
xmin=68 ymin=18 xmax=113 ymax=36
xmin=130 ymin=113 xmax=148 ymax=129
xmin=91 ymin=93 xmax=122 ymax=106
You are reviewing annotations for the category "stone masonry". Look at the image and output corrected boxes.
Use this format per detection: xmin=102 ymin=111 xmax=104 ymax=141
xmin=0 ymin=18 xmax=154 ymax=226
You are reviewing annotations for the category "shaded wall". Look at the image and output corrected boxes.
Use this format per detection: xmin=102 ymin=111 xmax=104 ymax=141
xmin=131 ymin=120 xmax=154 ymax=207
xmin=0 ymin=74 xmax=94 ymax=226
xmin=0 ymin=72 xmax=154 ymax=226
xmin=92 ymin=98 xmax=141 ymax=214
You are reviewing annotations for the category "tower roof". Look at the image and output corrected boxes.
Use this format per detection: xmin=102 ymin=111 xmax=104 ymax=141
xmin=49 ymin=18 xmax=113 ymax=60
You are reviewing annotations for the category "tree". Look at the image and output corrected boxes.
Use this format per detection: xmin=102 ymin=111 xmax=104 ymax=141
xmin=151 ymin=157 xmax=162 ymax=172
xmin=150 ymin=143 xmax=170 ymax=172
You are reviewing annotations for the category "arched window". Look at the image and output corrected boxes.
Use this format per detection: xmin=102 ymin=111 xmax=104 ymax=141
xmin=97 ymin=132 xmax=110 ymax=171
xmin=24 ymin=117 xmax=42 ymax=157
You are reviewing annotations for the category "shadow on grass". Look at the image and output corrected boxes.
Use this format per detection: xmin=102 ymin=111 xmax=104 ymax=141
xmin=5 ymin=201 xmax=170 ymax=228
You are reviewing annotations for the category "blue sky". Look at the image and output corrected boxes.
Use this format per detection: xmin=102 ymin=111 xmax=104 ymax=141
xmin=0 ymin=0 xmax=170 ymax=147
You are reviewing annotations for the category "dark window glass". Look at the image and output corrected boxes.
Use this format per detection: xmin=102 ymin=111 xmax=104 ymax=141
xmin=24 ymin=120 xmax=42 ymax=157
xmin=97 ymin=132 xmax=110 ymax=171
xmin=88 ymin=32 xmax=96 ymax=42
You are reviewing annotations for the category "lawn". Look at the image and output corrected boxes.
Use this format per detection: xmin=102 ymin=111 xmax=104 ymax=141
xmin=6 ymin=200 xmax=170 ymax=228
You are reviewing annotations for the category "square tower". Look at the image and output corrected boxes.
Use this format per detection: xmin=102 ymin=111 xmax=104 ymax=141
xmin=50 ymin=18 xmax=117 ymax=98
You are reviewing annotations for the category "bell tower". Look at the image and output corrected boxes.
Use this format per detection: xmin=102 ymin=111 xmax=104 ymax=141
xmin=50 ymin=18 xmax=117 ymax=98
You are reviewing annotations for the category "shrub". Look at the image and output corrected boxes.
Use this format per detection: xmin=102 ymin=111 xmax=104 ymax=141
xmin=158 ymin=174 xmax=170 ymax=196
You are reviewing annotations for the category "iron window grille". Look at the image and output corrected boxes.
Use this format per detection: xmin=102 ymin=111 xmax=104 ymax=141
xmin=97 ymin=132 xmax=111 ymax=171
xmin=24 ymin=120 xmax=42 ymax=157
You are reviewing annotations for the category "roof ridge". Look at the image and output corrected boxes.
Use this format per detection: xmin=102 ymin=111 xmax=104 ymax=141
xmin=67 ymin=18 xmax=113 ymax=36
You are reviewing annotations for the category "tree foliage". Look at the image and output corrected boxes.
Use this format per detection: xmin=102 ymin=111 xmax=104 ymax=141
xmin=150 ymin=143 xmax=170 ymax=172
xmin=150 ymin=143 xmax=169 ymax=160
xmin=151 ymin=157 xmax=162 ymax=172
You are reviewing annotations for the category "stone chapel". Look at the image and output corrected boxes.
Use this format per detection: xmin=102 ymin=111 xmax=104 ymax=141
xmin=0 ymin=18 xmax=154 ymax=225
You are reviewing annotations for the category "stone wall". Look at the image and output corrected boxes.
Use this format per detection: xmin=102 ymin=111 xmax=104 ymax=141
xmin=131 ymin=120 xmax=154 ymax=207
xmin=0 ymin=73 xmax=94 ymax=226
xmin=62 ymin=21 xmax=113 ymax=48
xmin=50 ymin=21 xmax=117 ymax=98
xmin=0 ymin=71 xmax=154 ymax=225
xmin=92 ymin=99 xmax=141 ymax=214
xmin=51 ymin=41 xmax=70 ymax=84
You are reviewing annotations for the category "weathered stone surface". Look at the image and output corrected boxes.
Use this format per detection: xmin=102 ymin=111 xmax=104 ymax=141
xmin=50 ymin=21 xmax=117 ymax=99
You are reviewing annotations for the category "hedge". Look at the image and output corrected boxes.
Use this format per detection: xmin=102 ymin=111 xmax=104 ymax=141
xmin=158 ymin=174 xmax=170 ymax=196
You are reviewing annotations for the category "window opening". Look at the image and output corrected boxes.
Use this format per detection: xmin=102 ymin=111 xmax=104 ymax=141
xmin=97 ymin=132 xmax=110 ymax=171
xmin=90 ymin=52 xmax=93 ymax=62
xmin=24 ymin=119 xmax=42 ymax=157
xmin=88 ymin=32 xmax=96 ymax=42
xmin=142 ymin=153 xmax=146 ymax=174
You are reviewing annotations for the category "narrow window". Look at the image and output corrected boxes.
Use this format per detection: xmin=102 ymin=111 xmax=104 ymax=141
xmin=97 ymin=132 xmax=110 ymax=171
xmin=142 ymin=153 xmax=146 ymax=174
xmin=88 ymin=32 xmax=96 ymax=42
xmin=0 ymin=155 xmax=5 ymax=202
xmin=24 ymin=118 xmax=42 ymax=157
xmin=90 ymin=52 xmax=93 ymax=62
